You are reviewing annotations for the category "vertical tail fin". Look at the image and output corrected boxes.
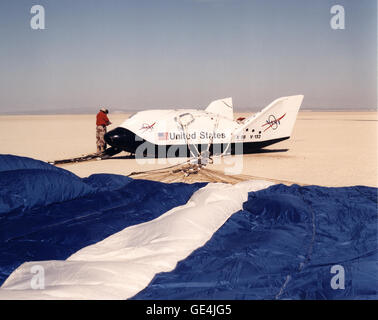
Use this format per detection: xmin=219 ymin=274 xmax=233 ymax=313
xmin=205 ymin=97 xmax=233 ymax=120
xmin=243 ymin=95 xmax=304 ymax=139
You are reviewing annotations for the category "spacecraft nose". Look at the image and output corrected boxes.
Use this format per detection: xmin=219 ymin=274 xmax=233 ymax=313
xmin=104 ymin=127 xmax=131 ymax=148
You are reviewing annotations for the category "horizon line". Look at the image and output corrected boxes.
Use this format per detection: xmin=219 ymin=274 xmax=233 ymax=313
xmin=1 ymin=107 xmax=377 ymax=116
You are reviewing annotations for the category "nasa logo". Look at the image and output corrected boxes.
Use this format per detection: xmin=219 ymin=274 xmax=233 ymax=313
xmin=262 ymin=113 xmax=286 ymax=132
xmin=140 ymin=122 xmax=156 ymax=132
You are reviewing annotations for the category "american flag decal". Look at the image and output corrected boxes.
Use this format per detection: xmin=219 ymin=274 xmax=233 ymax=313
xmin=158 ymin=132 xmax=168 ymax=140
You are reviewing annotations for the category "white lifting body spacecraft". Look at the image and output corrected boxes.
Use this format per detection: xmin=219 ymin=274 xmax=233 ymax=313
xmin=104 ymin=95 xmax=304 ymax=158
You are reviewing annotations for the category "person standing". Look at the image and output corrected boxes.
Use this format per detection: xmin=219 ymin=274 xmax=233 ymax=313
xmin=96 ymin=107 xmax=112 ymax=154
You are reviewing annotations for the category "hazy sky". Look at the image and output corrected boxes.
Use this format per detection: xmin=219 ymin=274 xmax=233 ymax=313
xmin=0 ymin=0 xmax=376 ymax=113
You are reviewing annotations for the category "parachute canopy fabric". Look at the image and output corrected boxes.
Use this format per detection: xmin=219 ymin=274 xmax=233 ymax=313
xmin=133 ymin=184 xmax=377 ymax=300
xmin=0 ymin=154 xmax=377 ymax=300
xmin=1 ymin=180 xmax=271 ymax=299
xmin=0 ymin=155 xmax=206 ymax=286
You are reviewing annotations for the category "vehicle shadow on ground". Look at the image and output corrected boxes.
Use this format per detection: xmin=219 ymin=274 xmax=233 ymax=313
xmin=104 ymin=148 xmax=289 ymax=160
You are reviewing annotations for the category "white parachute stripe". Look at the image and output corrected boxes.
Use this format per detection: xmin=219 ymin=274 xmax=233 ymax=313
xmin=0 ymin=180 xmax=274 ymax=300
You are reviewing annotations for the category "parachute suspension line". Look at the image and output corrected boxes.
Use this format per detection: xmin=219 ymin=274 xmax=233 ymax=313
xmin=127 ymin=159 xmax=190 ymax=177
xmin=175 ymin=112 xmax=236 ymax=167
xmin=176 ymin=113 xmax=200 ymax=160
xmin=204 ymin=116 xmax=219 ymax=164
xmin=212 ymin=129 xmax=234 ymax=159
xmin=177 ymin=113 xmax=223 ymax=166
